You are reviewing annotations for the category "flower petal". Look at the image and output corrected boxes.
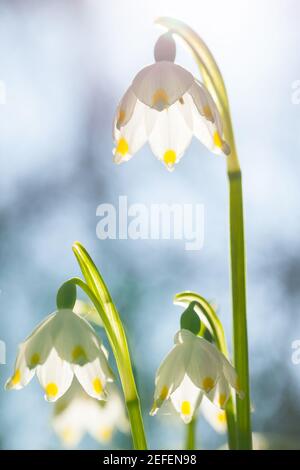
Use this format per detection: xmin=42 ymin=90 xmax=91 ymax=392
xmin=150 ymin=344 xmax=186 ymax=416
xmin=6 ymin=313 xmax=56 ymax=390
xmin=207 ymin=373 xmax=231 ymax=409
xmin=188 ymin=83 xmax=230 ymax=155
xmin=170 ymin=374 xmax=203 ymax=424
xmin=37 ymin=349 xmax=74 ymax=402
xmin=132 ymin=62 xmax=194 ymax=111
xmin=201 ymin=396 xmax=227 ymax=433
xmin=113 ymin=100 xmax=148 ymax=164
xmin=221 ymin=355 xmax=244 ymax=398
xmin=188 ymin=81 xmax=220 ymax=125
xmin=147 ymin=100 xmax=193 ymax=171
xmin=25 ymin=318 xmax=55 ymax=369
xmin=74 ymin=356 xmax=112 ymax=400
xmin=53 ymin=309 xmax=103 ymax=366
xmin=185 ymin=338 xmax=220 ymax=393
xmin=113 ymin=86 xmax=137 ymax=130
xmin=174 ymin=331 xmax=221 ymax=393
xmin=174 ymin=328 xmax=195 ymax=345
xmin=5 ymin=343 xmax=35 ymax=390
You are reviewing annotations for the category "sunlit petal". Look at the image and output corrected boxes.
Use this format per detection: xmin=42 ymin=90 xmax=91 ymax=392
xmin=37 ymin=349 xmax=73 ymax=402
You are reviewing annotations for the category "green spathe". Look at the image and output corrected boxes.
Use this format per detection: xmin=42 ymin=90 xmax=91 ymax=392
xmin=180 ymin=301 xmax=201 ymax=335
xmin=56 ymin=281 xmax=77 ymax=310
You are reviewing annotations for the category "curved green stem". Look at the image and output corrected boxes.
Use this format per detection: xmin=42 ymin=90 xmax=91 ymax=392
xmin=70 ymin=243 xmax=147 ymax=450
xmin=175 ymin=291 xmax=237 ymax=449
xmin=155 ymin=17 xmax=239 ymax=174
xmin=174 ymin=292 xmax=226 ymax=354
xmin=66 ymin=277 xmax=116 ymax=345
xmin=157 ymin=17 xmax=252 ymax=450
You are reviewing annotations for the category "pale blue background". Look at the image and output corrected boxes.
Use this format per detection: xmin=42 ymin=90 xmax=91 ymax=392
xmin=0 ymin=0 xmax=300 ymax=449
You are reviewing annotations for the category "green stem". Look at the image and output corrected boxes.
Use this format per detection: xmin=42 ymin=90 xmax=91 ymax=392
xmin=156 ymin=17 xmax=252 ymax=450
xmin=69 ymin=243 xmax=148 ymax=450
xmin=228 ymin=171 xmax=251 ymax=449
xmin=225 ymin=397 xmax=237 ymax=450
xmin=185 ymin=417 xmax=196 ymax=450
xmin=126 ymin=398 xmax=148 ymax=450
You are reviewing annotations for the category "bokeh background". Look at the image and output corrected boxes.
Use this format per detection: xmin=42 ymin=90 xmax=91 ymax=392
xmin=1 ymin=0 xmax=300 ymax=450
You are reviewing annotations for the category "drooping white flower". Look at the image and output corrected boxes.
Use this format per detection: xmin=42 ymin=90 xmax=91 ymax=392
xmin=113 ymin=33 xmax=230 ymax=172
xmin=6 ymin=309 xmax=113 ymax=402
xmin=52 ymin=380 xmax=129 ymax=447
xmin=150 ymin=329 xmax=242 ymax=424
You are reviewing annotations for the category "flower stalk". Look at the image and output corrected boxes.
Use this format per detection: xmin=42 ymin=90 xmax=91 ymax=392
xmin=70 ymin=242 xmax=147 ymax=450
xmin=185 ymin=417 xmax=197 ymax=450
xmin=157 ymin=17 xmax=252 ymax=449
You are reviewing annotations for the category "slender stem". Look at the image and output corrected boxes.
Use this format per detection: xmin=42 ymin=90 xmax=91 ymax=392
xmin=66 ymin=277 xmax=116 ymax=346
xmin=126 ymin=398 xmax=148 ymax=450
xmin=228 ymin=171 xmax=251 ymax=449
xmin=68 ymin=280 xmax=146 ymax=450
xmin=156 ymin=17 xmax=252 ymax=450
xmin=185 ymin=417 xmax=196 ymax=450
xmin=225 ymin=397 xmax=237 ymax=450
xmin=69 ymin=244 xmax=148 ymax=450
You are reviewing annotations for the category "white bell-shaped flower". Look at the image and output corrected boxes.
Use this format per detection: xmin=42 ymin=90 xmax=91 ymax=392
xmin=6 ymin=309 xmax=113 ymax=402
xmin=52 ymin=380 xmax=129 ymax=447
xmin=150 ymin=329 xmax=242 ymax=424
xmin=113 ymin=33 xmax=230 ymax=172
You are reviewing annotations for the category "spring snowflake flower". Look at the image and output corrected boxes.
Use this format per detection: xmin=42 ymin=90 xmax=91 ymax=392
xmin=5 ymin=309 xmax=113 ymax=402
xmin=150 ymin=329 xmax=242 ymax=424
xmin=52 ymin=380 xmax=129 ymax=447
xmin=113 ymin=32 xmax=230 ymax=172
